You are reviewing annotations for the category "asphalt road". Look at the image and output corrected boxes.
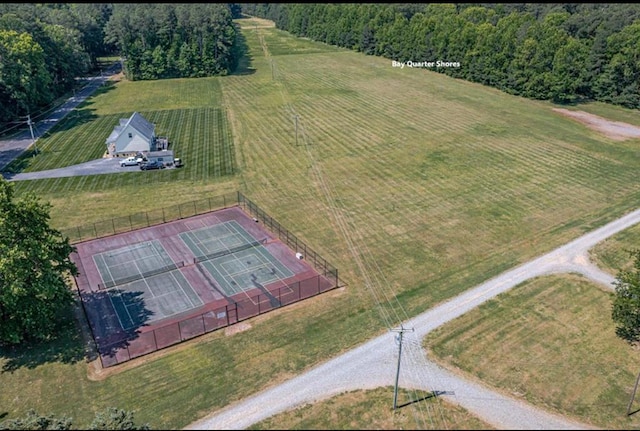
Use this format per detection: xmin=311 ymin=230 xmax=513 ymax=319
xmin=186 ymin=208 xmax=640 ymax=430
xmin=0 ymin=62 xmax=121 ymax=173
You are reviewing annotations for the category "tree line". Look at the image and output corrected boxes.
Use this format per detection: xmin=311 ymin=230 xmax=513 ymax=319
xmin=242 ymin=3 xmax=640 ymax=108
xmin=104 ymin=4 xmax=241 ymax=81
xmin=0 ymin=3 xmax=113 ymax=129
xmin=0 ymin=3 xmax=241 ymax=133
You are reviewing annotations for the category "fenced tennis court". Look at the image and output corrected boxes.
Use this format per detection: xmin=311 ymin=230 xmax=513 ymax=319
xmin=180 ymin=221 xmax=294 ymax=297
xmin=70 ymin=192 xmax=340 ymax=367
xmin=94 ymin=240 xmax=185 ymax=289
xmin=107 ymin=270 xmax=202 ymax=330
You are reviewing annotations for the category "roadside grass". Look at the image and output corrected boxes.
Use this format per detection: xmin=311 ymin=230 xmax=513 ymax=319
xmin=2 ymin=17 xmax=640 ymax=429
xmin=590 ymin=223 xmax=640 ymax=274
xmin=424 ymin=273 xmax=640 ymax=429
xmin=247 ymin=387 xmax=493 ymax=430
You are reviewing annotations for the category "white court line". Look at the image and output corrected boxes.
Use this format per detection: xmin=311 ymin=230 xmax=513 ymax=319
xmin=107 ymin=242 xmax=153 ymax=257
xmin=106 ymin=291 xmax=128 ymax=331
xmin=111 ymin=287 xmax=136 ymax=330
xmin=169 ymin=271 xmax=202 ymax=308
xmin=185 ymin=230 xmax=210 ymax=258
xmin=95 ymin=253 xmax=116 ymax=287
xmin=205 ymin=259 xmax=243 ymax=297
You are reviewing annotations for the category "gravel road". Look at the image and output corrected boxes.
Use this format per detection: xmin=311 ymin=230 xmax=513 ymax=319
xmin=186 ymin=208 xmax=640 ymax=430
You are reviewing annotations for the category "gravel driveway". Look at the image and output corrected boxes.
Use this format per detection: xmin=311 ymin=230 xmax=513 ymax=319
xmin=186 ymin=208 xmax=640 ymax=430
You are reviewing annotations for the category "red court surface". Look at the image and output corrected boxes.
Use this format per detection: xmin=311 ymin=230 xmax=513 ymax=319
xmin=71 ymin=205 xmax=338 ymax=367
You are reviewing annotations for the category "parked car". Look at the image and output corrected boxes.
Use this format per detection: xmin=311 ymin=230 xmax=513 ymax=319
xmin=120 ymin=157 xmax=139 ymax=167
xmin=174 ymin=158 xmax=183 ymax=167
xmin=140 ymin=160 xmax=165 ymax=170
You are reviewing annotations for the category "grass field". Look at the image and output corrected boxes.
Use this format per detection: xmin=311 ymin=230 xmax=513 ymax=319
xmin=247 ymin=386 xmax=493 ymax=430
xmin=591 ymin=223 xmax=640 ymax=274
xmin=1 ymin=16 xmax=640 ymax=429
xmin=424 ymin=273 xmax=640 ymax=429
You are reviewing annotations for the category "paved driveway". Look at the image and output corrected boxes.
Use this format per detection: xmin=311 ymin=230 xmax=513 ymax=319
xmin=0 ymin=62 xmax=121 ymax=172
xmin=2 ymin=157 xmax=136 ymax=181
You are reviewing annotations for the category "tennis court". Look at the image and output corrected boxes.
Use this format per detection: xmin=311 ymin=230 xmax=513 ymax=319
xmin=93 ymin=240 xmax=181 ymax=289
xmin=71 ymin=198 xmax=340 ymax=368
xmin=180 ymin=221 xmax=294 ymax=297
xmin=93 ymin=240 xmax=202 ymax=330
xmin=107 ymin=271 xmax=203 ymax=330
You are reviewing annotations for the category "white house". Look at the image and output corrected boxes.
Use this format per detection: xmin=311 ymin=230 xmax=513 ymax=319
xmin=105 ymin=112 xmax=156 ymax=157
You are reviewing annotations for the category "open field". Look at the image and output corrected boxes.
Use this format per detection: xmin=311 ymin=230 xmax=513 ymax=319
xmin=2 ymin=17 xmax=640 ymax=429
xmin=591 ymin=223 xmax=640 ymax=274
xmin=247 ymin=386 xmax=493 ymax=430
xmin=424 ymin=273 xmax=640 ymax=429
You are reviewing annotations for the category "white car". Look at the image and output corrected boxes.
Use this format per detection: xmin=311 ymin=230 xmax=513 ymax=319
xmin=120 ymin=157 xmax=139 ymax=167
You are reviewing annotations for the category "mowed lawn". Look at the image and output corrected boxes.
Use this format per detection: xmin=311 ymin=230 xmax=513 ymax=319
xmin=2 ymin=17 xmax=640 ymax=429
xmin=424 ymin=273 xmax=640 ymax=429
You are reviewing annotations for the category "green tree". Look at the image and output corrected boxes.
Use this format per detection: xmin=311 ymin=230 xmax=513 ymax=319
xmin=0 ymin=408 xmax=147 ymax=430
xmin=0 ymin=179 xmax=78 ymax=345
xmin=89 ymin=408 xmax=149 ymax=430
xmin=612 ymin=249 xmax=640 ymax=344
xmin=0 ymin=409 xmax=72 ymax=430
xmin=0 ymin=29 xmax=51 ymax=116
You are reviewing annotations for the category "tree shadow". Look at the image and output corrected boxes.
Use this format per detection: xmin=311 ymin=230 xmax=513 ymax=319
xmin=78 ymin=288 xmax=154 ymax=365
xmin=1 ymin=285 xmax=153 ymax=372
xmin=231 ymin=28 xmax=256 ymax=76
xmin=0 ymin=304 xmax=87 ymax=373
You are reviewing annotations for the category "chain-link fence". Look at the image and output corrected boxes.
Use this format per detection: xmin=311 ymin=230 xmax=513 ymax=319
xmin=62 ymin=192 xmax=239 ymax=243
xmin=71 ymin=191 xmax=341 ymax=367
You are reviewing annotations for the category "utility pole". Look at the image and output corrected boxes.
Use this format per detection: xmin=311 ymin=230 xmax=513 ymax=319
xmin=294 ymin=114 xmax=299 ymax=146
xmin=27 ymin=114 xmax=37 ymax=155
xmin=391 ymin=324 xmax=414 ymax=410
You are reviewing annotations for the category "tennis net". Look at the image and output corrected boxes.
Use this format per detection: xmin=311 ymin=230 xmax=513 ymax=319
xmin=97 ymin=260 xmax=185 ymax=290
xmin=193 ymin=239 xmax=263 ymax=264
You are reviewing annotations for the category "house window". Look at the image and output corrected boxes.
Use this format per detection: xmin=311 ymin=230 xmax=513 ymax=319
xmin=128 ymin=133 xmax=132 ymax=138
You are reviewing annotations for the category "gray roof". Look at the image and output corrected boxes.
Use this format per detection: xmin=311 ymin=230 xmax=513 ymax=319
xmin=128 ymin=112 xmax=155 ymax=140
xmin=105 ymin=112 xmax=155 ymax=144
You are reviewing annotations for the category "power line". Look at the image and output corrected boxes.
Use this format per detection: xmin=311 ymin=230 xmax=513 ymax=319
xmin=26 ymin=114 xmax=38 ymax=155
xmin=391 ymin=324 xmax=415 ymax=410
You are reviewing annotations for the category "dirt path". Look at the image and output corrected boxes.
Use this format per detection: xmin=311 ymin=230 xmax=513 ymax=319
xmin=552 ymin=108 xmax=640 ymax=141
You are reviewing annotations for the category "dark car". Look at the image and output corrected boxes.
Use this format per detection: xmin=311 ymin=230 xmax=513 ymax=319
xmin=140 ymin=160 xmax=165 ymax=170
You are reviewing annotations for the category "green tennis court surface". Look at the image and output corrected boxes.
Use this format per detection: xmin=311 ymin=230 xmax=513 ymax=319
xmin=93 ymin=240 xmax=179 ymax=289
xmin=180 ymin=221 xmax=294 ymax=296
xmin=107 ymin=270 xmax=202 ymax=330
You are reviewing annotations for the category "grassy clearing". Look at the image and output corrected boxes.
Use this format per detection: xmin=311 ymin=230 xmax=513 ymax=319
xmin=2 ymin=16 xmax=640 ymax=429
xmin=424 ymin=273 xmax=640 ymax=429
xmin=248 ymin=387 xmax=493 ymax=430
xmin=590 ymin=224 xmax=640 ymax=274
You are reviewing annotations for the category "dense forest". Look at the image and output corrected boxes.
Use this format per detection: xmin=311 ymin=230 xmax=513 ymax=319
xmin=0 ymin=3 xmax=240 ymax=132
xmin=0 ymin=3 xmax=113 ymax=130
xmin=243 ymin=3 xmax=640 ymax=109
xmin=104 ymin=4 xmax=241 ymax=81
xmin=2 ymin=3 xmax=639 ymax=134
